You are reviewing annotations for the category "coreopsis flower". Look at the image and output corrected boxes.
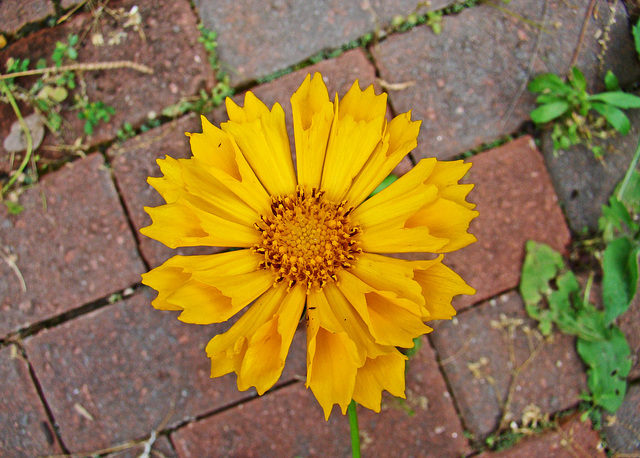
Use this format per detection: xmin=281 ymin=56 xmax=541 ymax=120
xmin=141 ymin=73 xmax=477 ymax=419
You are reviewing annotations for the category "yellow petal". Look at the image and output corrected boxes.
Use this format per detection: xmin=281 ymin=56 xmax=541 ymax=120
xmin=320 ymin=284 xmax=388 ymax=363
xmin=320 ymin=82 xmax=387 ymax=202
xmin=190 ymin=117 xmax=272 ymax=215
xmin=239 ymin=284 xmax=306 ymax=394
xmin=291 ymin=73 xmax=334 ymax=188
xmin=141 ymin=198 xmax=260 ymax=249
xmin=413 ymin=259 xmax=475 ymax=321
xmin=206 ymin=284 xmax=287 ymax=381
xmin=141 ymin=249 xmax=266 ymax=319
xmin=338 ymin=271 xmax=431 ymax=348
xmin=306 ymin=326 xmax=359 ymax=420
xmin=345 ymin=111 xmax=421 ymax=207
xmin=169 ymin=270 xmax=273 ymax=324
xmin=352 ymin=157 xmax=436 ymax=221
xmin=352 ymin=350 xmax=407 ymax=412
xmin=356 ymin=224 xmax=448 ymax=253
xmin=350 ymin=252 xmax=425 ymax=306
xmin=222 ymin=93 xmax=297 ymax=196
xmin=406 ymin=197 xmax=479 ymax=252
xmin=149 ymin=156 xmax=260 ymax=227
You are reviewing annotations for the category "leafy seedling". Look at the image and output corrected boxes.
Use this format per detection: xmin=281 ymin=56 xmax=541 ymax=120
xmin=521 ymin=241 xmax=632 ymax=412
xmin=529 ymin=67 xmax=640 ymax=157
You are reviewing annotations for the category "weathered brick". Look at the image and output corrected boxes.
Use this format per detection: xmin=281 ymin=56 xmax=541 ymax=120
xmin=602 ymin=383 xmax=640 ymax=454
xmin=24 ymin=289 xmax=306 ymax=452
xmin=373 ymin=0 xmax=639 ymax=160
xmin=172 ymin=336 xmax=470 ymax=457
xmin=0 ymin=0 xmax=213 ymax=174
xmin=0 ymin=153 xmax=144 ymax=336
xmin=0 ymin=345 xmax=62 ymax=455
xmin=0 ymin=1 xmax=54 ymax=35
xmin=478 ymin=417 xmax=604 ymax=457
xmin=194 ymin=0 xmax=451 ymax=86
xmin=430 ymin=291 xmax=587 ymax=439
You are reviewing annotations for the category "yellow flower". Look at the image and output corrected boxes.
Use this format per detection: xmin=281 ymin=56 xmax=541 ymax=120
xmin=141 ymin=73 xmax=478 ymax=419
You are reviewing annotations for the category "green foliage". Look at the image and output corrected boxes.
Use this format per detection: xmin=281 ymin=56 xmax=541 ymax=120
xmin=370 ymin=174 xmax=398 ymax=197
xmin=528 ymin=67 xmax=640 ymax=158
xmin=52 ymin=34 xmax=79 ymax=67
xmin=116 ymin=121 xmax=135 ymax=141
xmin=522 ymin=150 xmax=639 ymax=413
xmin=520 ymin=241 xmax=632 ymax=412
xmin=76 ymin=101 xmax=116 ymax=135
xmin=3 ymin=201 xmax=24 ymax=215
xmin=197 ymin=25 xmax=221 ymax=71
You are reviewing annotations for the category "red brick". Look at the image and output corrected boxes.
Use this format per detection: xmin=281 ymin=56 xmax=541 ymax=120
xmin=193 ymin=0 xmax=451 ymax=86
xmin=479 ymin=417 xmax=603 ymax=457
xmin=0 ymin=1 xmax=54 ymax=35
xmin=24 ymin=289 xmax=306 ymax=452
xmin=448 ymin=136 xmax=570 ymax=309
xmin=0 ymin=153 xmax=144 ymax=336
xmin=0 ymin=344 xmax=62 ymax=455
xmin=430 ymin=291 xmax=587 ymax=439
xmin=373 ymin=0 xmax=639 ymax=160
xmin=172 ymin=336 xmax=470 ymax=457
xmin=0 ymin=0 xmax=213 ymax=174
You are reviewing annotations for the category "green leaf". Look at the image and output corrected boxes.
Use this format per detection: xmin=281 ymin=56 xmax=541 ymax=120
xmin=577 ymin=327 xmax=631 ymax=412
xmin=591 ymin=102 xmax=631 ymax=135
xmin=604 ymin=71 xmax=620 ymax=92
xmin=370 ymin=174 xmax=398 ymax=197
xmin=530 ymin=101 xmax=570 ymax=124
xmin=520 ymin=241 xmax=565 ymax=307
xmin=588 ymin=91 xmax=640 ymax=109
xmin=603 ymin=238 xmax=639 ymax=323
xmin=599 ymin=195 xmax=637 ymax=241
xmin=617 ymin=169 xmax=640 ymax=214
xmin=570 ymin=66 xmax=587 ymax=92
xmin=3 ymin=201 xmax=24 ymax=215
xmin=535 ymin=94 xmax=565 ymax=105
xmin=528 ymin=73 xmax=572 ymax=95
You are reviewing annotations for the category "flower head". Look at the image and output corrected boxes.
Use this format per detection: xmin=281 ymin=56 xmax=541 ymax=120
xmin=141 ymin=73 xmax=478 ymax=419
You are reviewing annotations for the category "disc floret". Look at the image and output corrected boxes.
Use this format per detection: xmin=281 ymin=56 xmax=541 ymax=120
xmin=253 ymin=186 xmax=361 ymax=291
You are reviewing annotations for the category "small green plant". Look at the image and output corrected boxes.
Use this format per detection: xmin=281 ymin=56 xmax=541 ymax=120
xmin=52 ymin=34 xmax=79 ymax=67
xmin=198 ymin=25 xmax=223 ymax=72
xmin=520 ymin=143 xmax=639 ymax=413
xmin=116 ymin=121 xmax=135 ymax=140
xmin=76 ymin=100 xmax=116 ymax=135
xmin=528 ymin=67 xmax=640 ymax=158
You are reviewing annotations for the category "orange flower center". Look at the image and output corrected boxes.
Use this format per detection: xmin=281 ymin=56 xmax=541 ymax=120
xmin=253 ymin=186 xmax=361 ymax=292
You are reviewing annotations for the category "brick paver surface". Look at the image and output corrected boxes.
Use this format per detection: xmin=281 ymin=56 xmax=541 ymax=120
xmin=24 ymin=289 xmax=306 ymax=452
xmin=0 ymin=0 xmax=213 ymax=174
xmin=431 ymin=291 xmax=587 ymax=439
xmin=0 ymin=153 xmax=144 ymax=337
xmin=478 ymin=416 xmax=604 ymax=457
xmin=0 ymin=345 xmax=62 ymax=455
xmin=1 ymin=0 xmax=638 ymax=456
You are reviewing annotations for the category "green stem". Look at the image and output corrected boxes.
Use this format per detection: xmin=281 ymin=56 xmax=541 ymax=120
xmin=1 ymin=80 xmax=33 ymax=194
xmin=617 ymin=135 xmax=640 ymax=201
xmin=347 ymin=400 xmax=361 ymax=458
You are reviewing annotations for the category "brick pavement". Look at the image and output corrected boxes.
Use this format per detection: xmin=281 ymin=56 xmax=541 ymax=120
xmin=1 ymin=0 xmax=638 ymax=456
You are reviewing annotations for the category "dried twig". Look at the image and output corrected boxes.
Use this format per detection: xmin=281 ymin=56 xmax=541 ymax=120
xmin=0 ymin=60 xmax=153 ymax=81
xmin=569 ymin=0 xmax=597 ymax=70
